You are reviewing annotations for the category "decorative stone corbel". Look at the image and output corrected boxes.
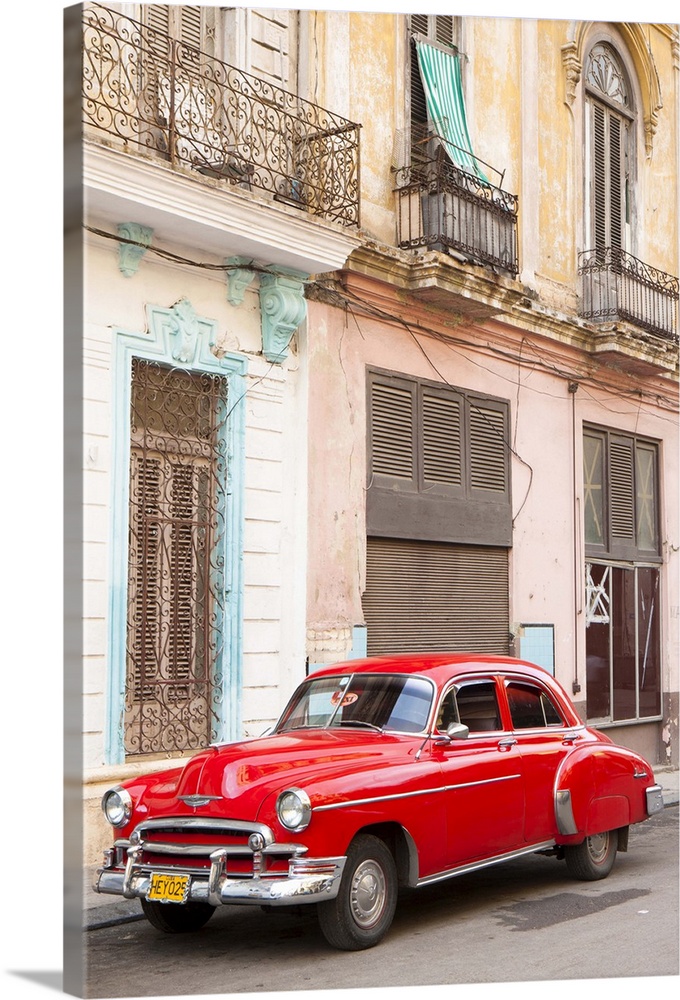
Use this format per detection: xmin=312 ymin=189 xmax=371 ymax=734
xmin=259 ymin=268 xmax=308 ymax=363
xmin=644 ymin=113 xmax=659 ymax=159
xmin=225 ymin=256 xmax=256 ymax=306
xmin=169 ymin=298 xmax=201 ymax=363
xmin=117 ymin=222 xmax=153 ymax=277
xmin=561 ymin=41 xmax=582 ymax=107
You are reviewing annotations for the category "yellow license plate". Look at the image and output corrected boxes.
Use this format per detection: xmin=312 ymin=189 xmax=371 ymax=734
xmin=147 ymin=873 xmax=190 ymax=903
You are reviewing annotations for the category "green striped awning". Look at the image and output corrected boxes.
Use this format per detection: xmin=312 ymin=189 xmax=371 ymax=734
xmin=415 ymin=41 xmax=488 ymax=183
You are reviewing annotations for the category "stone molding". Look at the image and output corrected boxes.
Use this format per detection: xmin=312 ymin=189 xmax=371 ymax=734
xmin=561 ymin=22 xmax=664 ymax=157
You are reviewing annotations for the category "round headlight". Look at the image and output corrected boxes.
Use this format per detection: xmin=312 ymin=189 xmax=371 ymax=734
xmin=101 ymin=787 xmax=133 ymax=828
xmin=276 ymin=788 xmax=312 ymax=832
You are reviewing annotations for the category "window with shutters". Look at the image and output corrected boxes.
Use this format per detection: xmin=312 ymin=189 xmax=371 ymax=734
xmin=584 ymin=42 xmax=633 ymax=256
xmin=583 ymin=423 xmax=662 ymax=725
xmin=124 ymin=359 xmax=229 ymax=756
xmin=367 ymin=370 xmax=512 ymax=546
xmin=142 ymin=5 xmax=213 ymax=58
xmin=578 ymin=37 xmax=678 ymax=338
xmin=583 ymin=425 xmax=660 ymax=562
xmin=408 ymin=13 xmax=460 ymax=169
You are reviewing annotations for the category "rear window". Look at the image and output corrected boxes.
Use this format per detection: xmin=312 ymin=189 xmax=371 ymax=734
xmin=507 ymin=682 xmax=563 ymax=729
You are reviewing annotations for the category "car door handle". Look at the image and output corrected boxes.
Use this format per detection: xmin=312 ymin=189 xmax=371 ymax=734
xmin=497 ymin=737 xmax=518 ymax=751
xmin=562 ymin=732 xmax=581 ymax=745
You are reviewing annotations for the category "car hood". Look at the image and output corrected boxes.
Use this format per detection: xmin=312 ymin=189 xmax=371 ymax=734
xmin=143 ymin=729 xmax=414 ymax=820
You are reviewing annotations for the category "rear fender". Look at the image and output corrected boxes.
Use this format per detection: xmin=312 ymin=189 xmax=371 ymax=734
xmin=553 ymin=744 xmax=654 ymax=842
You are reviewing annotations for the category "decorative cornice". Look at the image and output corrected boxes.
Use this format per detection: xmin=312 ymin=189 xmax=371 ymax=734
xmin=336 ymin=242 xmax=678 ymax=380
xmin=259 ymin=268 xmax=308 ymax=363
xmin=117 ymin=222 xmax=152 ymax=276
xmin=84 ymin=139 xmax=360 ymax=274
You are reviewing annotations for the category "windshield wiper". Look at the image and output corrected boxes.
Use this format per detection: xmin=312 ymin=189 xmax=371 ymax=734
xmin=337 ymin=719 xmax=383 ymax=732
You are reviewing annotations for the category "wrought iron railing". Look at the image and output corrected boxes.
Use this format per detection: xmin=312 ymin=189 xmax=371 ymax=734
xmin=395 ymin=154 xmax=519 ymax=275
xmin=579 ymin=247 xmax=679 ymax=340
xmin=82 ymin=3 xmax=361 ymax=227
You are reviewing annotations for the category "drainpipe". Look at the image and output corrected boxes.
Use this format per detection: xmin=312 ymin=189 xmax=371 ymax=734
xmin=569 ymin=381 xmax=581 ymax=696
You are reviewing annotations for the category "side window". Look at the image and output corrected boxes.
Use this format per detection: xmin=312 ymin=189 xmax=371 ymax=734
xmin=436 ymin=688 xmax=460 ymax=731
xmin=507 ymin=683 xmax=563 ymax=729
xmin=455 ymin=682 xmax=501 ymax=733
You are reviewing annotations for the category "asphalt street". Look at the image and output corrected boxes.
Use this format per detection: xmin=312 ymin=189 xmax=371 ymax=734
xmin=82 ymin=804 xmax=678 ymax=999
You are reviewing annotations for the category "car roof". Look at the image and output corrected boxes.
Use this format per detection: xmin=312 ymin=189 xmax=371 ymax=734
xmin=308 ymin=652 xmax=553 ymax=687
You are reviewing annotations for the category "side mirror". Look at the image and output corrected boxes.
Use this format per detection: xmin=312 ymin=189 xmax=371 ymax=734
xmin=446 ymin=722 xmax=469 ymax=741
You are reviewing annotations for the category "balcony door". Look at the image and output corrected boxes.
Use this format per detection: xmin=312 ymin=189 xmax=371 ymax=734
xmin=584 ymin=42 xmax=634 ymax=256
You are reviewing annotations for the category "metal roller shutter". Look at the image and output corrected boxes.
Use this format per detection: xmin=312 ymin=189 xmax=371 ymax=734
xmin=363 ymin=537 xmax=510 ymax=656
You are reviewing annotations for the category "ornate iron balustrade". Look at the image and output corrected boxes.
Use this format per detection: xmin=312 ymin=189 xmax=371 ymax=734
xmin=395 ymin=155 xmax=519 ymax=275
xmin=579 ymin=247 xmax=679 ymax=340
xmin=82 ymin=3 xmax=361 ymax=227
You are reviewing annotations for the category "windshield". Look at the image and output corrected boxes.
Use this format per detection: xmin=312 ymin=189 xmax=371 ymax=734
xmin=276 ymin=673 xmax=434 ymax=734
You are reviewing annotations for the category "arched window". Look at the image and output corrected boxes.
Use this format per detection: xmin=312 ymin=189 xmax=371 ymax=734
xmin=584 ymin=42 xmax=634 ymax=254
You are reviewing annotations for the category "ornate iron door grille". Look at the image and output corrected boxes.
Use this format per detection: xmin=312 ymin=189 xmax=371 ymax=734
xmin=124 ymin=359 xmax=229 ymax=756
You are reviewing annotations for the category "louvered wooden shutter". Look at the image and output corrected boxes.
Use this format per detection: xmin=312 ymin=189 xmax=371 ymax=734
xmin=145 ymin=5 xmax=203 ymax=53
xmin=409 ymin=14 xmax=456 ymax=166
xmin=146 ymin=4 xmax=170 ymax=36
xmin=410 ymin=14 xmax=429 ymax=36
xmin=370 ymin=378 xmax=416 ymax=481
xmin=434 ymin=16 xmax=454 ymax=48
xmin=422 ymin=390 xmax=462 ymax=487
xmin=590 ymin=99 xmax=626 ymax=251
xmin=469 ymin=401 xmax=508 ymax=494
xmin=363 ymin=537 xmax=510 ymax=655
xmin=609 ymin=435 xmax=635 ymax=545
xmin=130 ymin=453 xmax=162 ymax=702
xmin=179 ymin=5 xmax=202 ymax=50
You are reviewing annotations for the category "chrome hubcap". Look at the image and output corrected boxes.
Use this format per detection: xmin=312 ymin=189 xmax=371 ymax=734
xmin=587 ymin=832 xmax=610 ymax=864
xmin=350 ymin=859 xmax=387 ymax=929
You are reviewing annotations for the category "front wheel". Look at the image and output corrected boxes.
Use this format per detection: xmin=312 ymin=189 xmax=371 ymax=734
xmin=564 ymin=830 xmax=617 ymax=881
xmin=317 ymin=834 xmax=397 ymax=951
xmin=141 ymin=898 xmax=215 ymax=933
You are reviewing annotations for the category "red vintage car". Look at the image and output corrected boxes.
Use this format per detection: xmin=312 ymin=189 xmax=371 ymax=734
xmin=94 ymin=653 xmax=664 ymax=950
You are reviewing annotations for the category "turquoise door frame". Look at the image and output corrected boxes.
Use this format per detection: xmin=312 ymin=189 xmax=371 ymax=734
xmin=105 ymin=300 xmax=247 ymax=765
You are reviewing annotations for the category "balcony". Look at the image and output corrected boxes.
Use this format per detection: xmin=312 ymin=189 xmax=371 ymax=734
xmin=395 ymin=153 xmax=519 ymax=276
xmin=82 ymin=3 xmax=361 ymax=228
xmin=579 ymin=247 xmax=678 ymax=341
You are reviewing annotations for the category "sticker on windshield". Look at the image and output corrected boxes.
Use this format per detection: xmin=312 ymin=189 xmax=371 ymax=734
xmin=331 ymin=691 xmax=359 ymax=707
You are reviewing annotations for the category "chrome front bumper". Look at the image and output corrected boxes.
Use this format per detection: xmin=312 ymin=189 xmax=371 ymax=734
xmin=94 ymin=846 xmax=346 ymax=907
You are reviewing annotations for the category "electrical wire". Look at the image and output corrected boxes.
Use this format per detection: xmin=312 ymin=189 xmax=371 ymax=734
xmin=85 ymin=222 xmax=679 ymax=419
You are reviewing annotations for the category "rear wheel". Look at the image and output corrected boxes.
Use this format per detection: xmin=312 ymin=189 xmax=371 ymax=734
xmin=564 ymin=830 xmax=617 ymax=880
xmin=141 ymin=898 xmax=215 ymax=933
xmin=317 ymin=834 xmax=397 ymax=951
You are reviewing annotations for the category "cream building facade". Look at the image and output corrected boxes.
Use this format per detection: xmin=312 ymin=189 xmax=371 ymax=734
xmin=77 ymin=5 xmax=679 ymax=864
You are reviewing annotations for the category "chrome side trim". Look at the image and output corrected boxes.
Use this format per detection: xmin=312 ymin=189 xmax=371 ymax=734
xmin=555 ymin=788 xmax=579 ymax=835
xmin=314 ymin=773 xmax=521 ymax=814
xmin=416 ymin=840 xmax=556 ymax=887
